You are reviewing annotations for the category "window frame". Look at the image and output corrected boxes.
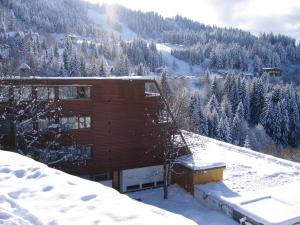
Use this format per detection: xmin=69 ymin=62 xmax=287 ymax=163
xmin=60 ymin=116 xmax=92 ymax=130
xmin=59 ymin=86 xmax=91 ymax=100
xmin=60 ymin=117 xmax=79 ymax=130
xmin=36 ymin=86 xmax=55 ymax=101
xmin=79 ymin=116 xmax=91 ymax=129
xmin=13 ymin=86 xmax=32 ymax=101
xmin=0 ymin=85 xmax=10 ymax=102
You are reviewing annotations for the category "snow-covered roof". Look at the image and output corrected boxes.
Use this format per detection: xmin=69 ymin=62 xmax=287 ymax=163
xmin=0 ymin=150 xmax=196 ymax=225
xmin=178 ymin=154 xmax=226 ymax=171
xmin=1 ymin=76 xmax=157 ymax=81
xmin=183 ymin=131 xmax=300 ymax=224
xmin=182 ymin=131 xmax=300 ymax=194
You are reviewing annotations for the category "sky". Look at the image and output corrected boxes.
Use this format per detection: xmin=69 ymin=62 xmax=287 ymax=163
xmin=85 ymin=0 xmax=300 ymax=41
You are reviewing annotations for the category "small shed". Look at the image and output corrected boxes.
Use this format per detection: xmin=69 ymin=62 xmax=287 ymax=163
xmin=173 ymin=154 xmax=226 ymax=195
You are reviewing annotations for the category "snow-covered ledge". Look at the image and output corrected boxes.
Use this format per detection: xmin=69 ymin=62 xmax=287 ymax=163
xmin=173 ymin=154 xmax=226 ymax=195
xmin=178 ymin=154 xmax=226 ymax=172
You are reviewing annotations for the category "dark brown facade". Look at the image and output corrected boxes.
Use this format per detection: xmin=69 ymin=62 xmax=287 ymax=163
xmin=0 ymin=77 xmax=188 ymax=191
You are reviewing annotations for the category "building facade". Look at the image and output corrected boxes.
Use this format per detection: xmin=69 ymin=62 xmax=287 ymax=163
xmin=0 ymin=77 xmax=189 ymax=192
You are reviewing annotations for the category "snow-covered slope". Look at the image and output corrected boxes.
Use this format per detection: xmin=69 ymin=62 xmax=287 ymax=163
xmin=88 ymin=9 xmax=137 ymax=41
xmin=0 ymin=150 xmax=197 ymax=225
xmin=156 ymin=43 xmax=203 ymax=75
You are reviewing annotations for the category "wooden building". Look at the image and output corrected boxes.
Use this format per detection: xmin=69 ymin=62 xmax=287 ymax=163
xmin=261 ymin=67 xmax=282 ymax=76
xmin=0 ymin=77 xmax=190 ymax=192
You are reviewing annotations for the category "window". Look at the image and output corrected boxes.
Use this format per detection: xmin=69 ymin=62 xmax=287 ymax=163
xmin=77 ymin=87 xmax=90 ymax=99
xmin=79 ymin=116 xmax=91 ymax=129
xmin=0 ymin=86 xmax=9 ymax=102
xmin=126 ymin=184 xmax=140 ymax=192
xmin=60 ymin=116 xmax=91 ymax=130
xmin=79 ymin=175 xmax=90 ymax=180
xmin=38 ymin=118 xmax=56 ymax=131
xmin=142 ymin=182 xmax=155 ymax=189
xmin=14 ymin=87 xmax=32 ymax=101
xmin=94 ymin=172 xmax=111 ymax=182
xmin=59 ymin=86 xmax=77 ymax=99
xmin=60 ymin=117 xmax=78 ymax=130
xmin=156 ymin=181 xmax=164 ymax=186
xmin=36 ymin=87 xmax=55 ymax=100
xmin=59 ymin=86 xmax=90 ymax=99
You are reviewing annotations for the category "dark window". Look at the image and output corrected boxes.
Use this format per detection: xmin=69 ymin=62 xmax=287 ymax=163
xmin=94 ymin=173 xmax=111 ymax=182
xmin=156 ymin=181 xmax=164 ymax=186
xmin=126 ymin=184 xmax=140 ymax=192
xmin=77 ymin=87 xmax=90 ymax=99
xmin=142 ymin=182 xmax=155 ymax=189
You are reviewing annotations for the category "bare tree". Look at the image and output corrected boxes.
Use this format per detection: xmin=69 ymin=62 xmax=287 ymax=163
xmin=0 ymin=80 xmax=90 ymax=166
xmin=155 ymin=73 xmax=190 ymax=199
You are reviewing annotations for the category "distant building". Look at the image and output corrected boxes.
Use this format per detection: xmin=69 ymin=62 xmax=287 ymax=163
xmin=261 ymin=67 xmax=282 ymax=76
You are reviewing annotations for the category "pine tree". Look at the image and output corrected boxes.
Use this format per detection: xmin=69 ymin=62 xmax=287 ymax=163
xmin=217 ymin=116 xmax=231 ymax=143
xmin=161 ymin=71 xmax=172 ymax=102
xmin=244 ymin=134 xmax=251 ymax=148
xmin=250 ymin=78 xmax=265 ymax=125
xmin=99 ymin=56 xmax=107 ymax=77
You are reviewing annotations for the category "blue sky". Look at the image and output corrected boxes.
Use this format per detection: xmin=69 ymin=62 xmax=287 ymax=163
xmin=85 ymin=0 xmax=300 ymax=41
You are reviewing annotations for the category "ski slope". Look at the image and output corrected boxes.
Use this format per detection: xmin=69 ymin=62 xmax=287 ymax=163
xmin=88 ymin=9 xmax=137 ymax=41
xmin=156 ymin=43 xmax=203 ymax=76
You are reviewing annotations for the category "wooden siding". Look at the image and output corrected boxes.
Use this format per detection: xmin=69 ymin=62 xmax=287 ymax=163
xmin=173 ymin=165 xmax=225 ymax=196
xmin=0 ymin=78 xmax=172 ymax=178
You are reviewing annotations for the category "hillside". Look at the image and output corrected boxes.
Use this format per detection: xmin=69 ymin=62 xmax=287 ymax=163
xmin=0 ymin=0 xmax=300 ymax=77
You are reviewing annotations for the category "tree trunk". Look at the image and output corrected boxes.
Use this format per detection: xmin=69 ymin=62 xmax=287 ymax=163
xmin=163 ymin=161 xmax=168 ymax=199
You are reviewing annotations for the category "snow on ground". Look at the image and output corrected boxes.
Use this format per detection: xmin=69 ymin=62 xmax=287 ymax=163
xmin=182 ymin=131 xmax=300 ymax=224
xmin=156 ymin=43 xmax=203 ymax=76
xmin=127 ymin=185 xmax=237 ymax=225
xmin=88 ymin=9 xmax=137 ymax=41
xmin=0 ymin=150 xmax=199 ymax=225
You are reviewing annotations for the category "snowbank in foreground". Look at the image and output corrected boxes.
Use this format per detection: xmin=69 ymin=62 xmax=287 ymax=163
xmin=0 ymin=150 xmax=197 ymax=225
